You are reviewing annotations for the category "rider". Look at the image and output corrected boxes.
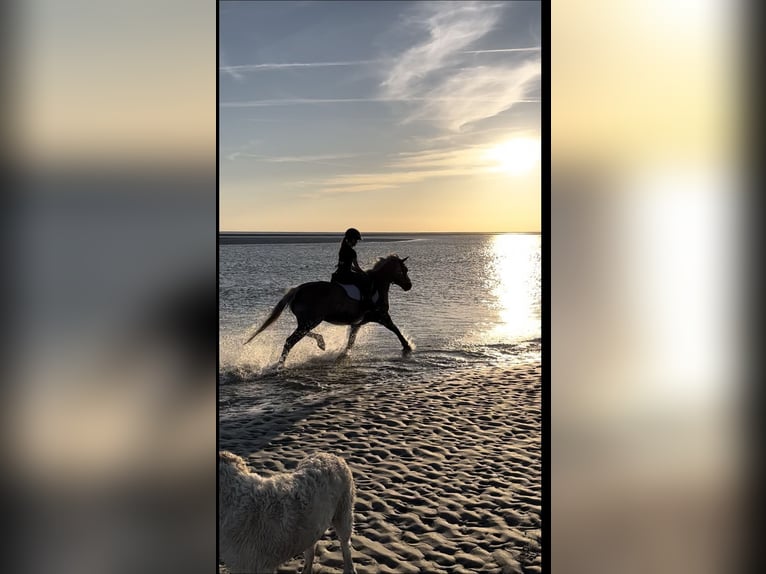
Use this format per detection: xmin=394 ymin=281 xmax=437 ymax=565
xmin=331 ymin=228 xmax=373 ymax=304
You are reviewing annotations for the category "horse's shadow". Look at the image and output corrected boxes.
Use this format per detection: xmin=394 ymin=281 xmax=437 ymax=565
xmin=219 ymin=394 xmax=336 ymax=456
xmin=219 ymin=365 xmax=371 ymax=457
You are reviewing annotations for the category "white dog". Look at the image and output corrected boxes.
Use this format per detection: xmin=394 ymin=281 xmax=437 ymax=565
xmin=218 ymin=450 xmax=357 ymax=574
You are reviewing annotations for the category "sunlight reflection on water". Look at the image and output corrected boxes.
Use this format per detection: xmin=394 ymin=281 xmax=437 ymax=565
xmin=484 ymin=234 xmax=541 ymax=343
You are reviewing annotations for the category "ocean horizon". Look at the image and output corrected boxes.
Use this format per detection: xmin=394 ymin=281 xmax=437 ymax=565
xmin=219 ymin=231 xmax=541 ymax=245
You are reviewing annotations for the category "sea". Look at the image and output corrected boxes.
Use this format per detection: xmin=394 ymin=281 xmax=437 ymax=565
xmin=219 ymin=233 xmax=541 ymax=415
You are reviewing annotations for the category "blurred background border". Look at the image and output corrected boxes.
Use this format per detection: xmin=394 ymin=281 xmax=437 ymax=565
xmin=1 ymin=1 xmax=761 ymax=573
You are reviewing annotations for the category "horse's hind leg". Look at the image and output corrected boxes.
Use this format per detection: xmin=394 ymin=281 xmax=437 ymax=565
xmin=279 ymin=329 xmax=305 ymax=365
xmin=279 ymin=320 xmax=321 ymax=365
xmin=305 ymin=331 xmax=326 ymax=351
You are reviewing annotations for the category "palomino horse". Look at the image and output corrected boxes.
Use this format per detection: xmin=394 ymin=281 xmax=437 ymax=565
xmin=244 ymin=255 xmax=412 ymax=365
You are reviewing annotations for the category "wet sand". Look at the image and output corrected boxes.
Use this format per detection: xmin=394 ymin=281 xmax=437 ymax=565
xmin=219 ymin=362 xmax=542 ymax=573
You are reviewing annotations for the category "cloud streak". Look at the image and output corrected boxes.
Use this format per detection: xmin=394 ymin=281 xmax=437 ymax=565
xmin=221 ymin=98 xmax=390 ymax=108
xmin=380 ymin=2 xmax=541 ymax=131
xmin=316 ymin=167 xmax=482 ymax=194
xmin=462 ymin=47 xmax=541 ymax=53
xmin=220 ymin=97 xmax=539 ymax=108
xmin=217 ymin=50 xmax=540 ymax=78
xmin=219 ymin=59 xmax=385 ymax=75
xmin=219 ymin=49 xmax=244 ymax=82
xmin=226 ymin=152 xmax=363 ymax=166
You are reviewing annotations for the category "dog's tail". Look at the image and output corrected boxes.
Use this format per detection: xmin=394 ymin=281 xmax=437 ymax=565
xmin=243 ymin=287 xmax=298 ymax=345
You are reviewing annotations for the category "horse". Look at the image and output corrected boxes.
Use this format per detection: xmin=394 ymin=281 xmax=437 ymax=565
xmin=244 ymin=254 xmax=412 ymax=366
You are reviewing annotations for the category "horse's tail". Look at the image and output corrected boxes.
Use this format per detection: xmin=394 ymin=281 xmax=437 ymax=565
xmin=243 ymin=287 xmax=298 ymax=345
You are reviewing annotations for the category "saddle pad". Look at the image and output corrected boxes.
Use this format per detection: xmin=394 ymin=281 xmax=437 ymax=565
xmin=339 ymin=284 xmax=361 ymax=301
xmin=338 ymin=284 xmax=380 ymax=303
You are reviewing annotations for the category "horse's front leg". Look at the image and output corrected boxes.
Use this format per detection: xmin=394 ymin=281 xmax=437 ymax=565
xmin=378 ymin=315 xmax=412 ymax=355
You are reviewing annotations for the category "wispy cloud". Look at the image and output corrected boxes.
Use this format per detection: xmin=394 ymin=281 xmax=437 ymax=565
xmin=316 ymin=167 xmax=482 ymax=195
xmin=217 ymin=51 xmax=541 ymax=76
xmin=221 ymin=98 xmax=388 ymax=108
xmin=380 ymin=2 xmax=541 ymax=131
xmin=220 ymin=97 xmax=539 ymax=108
xmin=462 ymin=47 xmax=541 ymax=53
xmin=269 ymin=154 xmax=362 ymax=163
xmin=219 ymin=48 xmax=244 ymax=82
xmin=412 ymin=62 xmax=541 ymax=131
xmin=382 ymin=3 xmax=501 ymax=97
xmin=309 ymin=137 xmax=537 ymax=194
xmin=218 ymin=59 xmax=385 ymax=76
xmin=226 ymin=152 xmax=364 ymax=167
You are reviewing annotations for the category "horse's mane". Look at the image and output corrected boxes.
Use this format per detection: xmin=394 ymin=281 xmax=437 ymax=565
xmin=369 ymin=254 xmax=401 ymax=272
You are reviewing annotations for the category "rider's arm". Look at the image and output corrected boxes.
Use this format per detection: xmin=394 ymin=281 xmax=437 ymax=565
xmin=350 ymin=250 xmax=364 ymax=273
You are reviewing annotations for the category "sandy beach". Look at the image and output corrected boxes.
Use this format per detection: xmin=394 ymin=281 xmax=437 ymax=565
xmin=219 ymin=361 xmax=541 ymax=574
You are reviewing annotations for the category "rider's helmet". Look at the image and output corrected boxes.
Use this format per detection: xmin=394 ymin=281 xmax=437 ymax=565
xmin=344 ymin=228 xmax=362 ymax=241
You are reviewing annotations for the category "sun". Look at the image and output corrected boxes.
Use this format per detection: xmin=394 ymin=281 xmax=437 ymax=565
xmin=483 ymin=137 xmax=541 ymax=175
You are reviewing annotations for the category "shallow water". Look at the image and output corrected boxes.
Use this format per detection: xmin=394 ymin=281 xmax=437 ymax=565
xmin=219 ymin=233 xmax=541 ymax=412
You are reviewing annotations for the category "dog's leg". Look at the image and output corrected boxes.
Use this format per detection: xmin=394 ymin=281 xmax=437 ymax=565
xmin=301 ymin=544 xmax=316 ymax=574
xmin=339 ymin=537 xmax=356 ymax=574
xmin=333 ymin=501 xmax=356 ymax=574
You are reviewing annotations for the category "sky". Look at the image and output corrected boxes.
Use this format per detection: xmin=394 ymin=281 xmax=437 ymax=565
xmin=219 ymin=1 xmax=541 ymax=233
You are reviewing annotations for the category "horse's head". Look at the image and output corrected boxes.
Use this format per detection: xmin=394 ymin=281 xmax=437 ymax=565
xmin=372 ymin=255 xmax=411 ymax=291
xmin=396 ymin=256 xmax=412 ymax=291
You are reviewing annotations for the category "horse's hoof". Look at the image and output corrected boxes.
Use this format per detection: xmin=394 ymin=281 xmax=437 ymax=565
xmin=402 ymin=346 xmax=413 ymax=356
xmin=318 ymin=341 xmax=326 ymax=351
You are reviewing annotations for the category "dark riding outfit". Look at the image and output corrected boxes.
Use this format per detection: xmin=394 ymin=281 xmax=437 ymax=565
xmin=331 ymin=228 xmax=373 ymax=303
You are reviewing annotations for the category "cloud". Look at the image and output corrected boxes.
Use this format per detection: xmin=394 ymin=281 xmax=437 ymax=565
xmin=380 ymin=1 xmax=541 ymax=131
xmin=220 ymin=98 xmax=388 ymax=108
xmin=226 ymin=152 xmax=363 ymax=167
xmin=462 ymin=47 xmax=542 ymax=53
xmin=218 ymin=59 xmax=385 ymax=75
xmin=311 ymin=138 xmax=535 ymax=194
xmin=382 ymin=2 xmax=502 ymax=97
xmin=220 ymin=96 xmax=539 ymax=108
xmin=219 ymin=49 xmax=244 ymax=82
xmin=318 ymin=168 xmax=478 ymax=194
xmin=414 ymin=61 xmax=541 ymax=131
xmin=258 ymin=153 xmax=361 ymax=163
